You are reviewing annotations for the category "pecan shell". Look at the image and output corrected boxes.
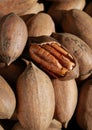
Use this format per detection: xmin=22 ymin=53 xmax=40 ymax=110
xmin=29 ymin=40 xmax=75 ymax=78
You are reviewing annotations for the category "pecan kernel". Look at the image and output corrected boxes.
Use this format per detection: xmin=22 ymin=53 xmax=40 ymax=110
xmin=29 ymin=42 xmax=75 ymax=78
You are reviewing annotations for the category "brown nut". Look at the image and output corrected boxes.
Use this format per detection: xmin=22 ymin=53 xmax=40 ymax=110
xmin=0 ymin=76 xmax=16 ymax=119
xmin=27 ymin=36 xmax=78 ymax=79
xmin=75 ymin=79 xmax=92 ymax=130
xmin=29 ymin=42 xmax=75 ymax=76
xmin=52 ymin=78 xmax=78 ymax=128
xmin=0 ymin=13 xmax=28 ymax=65
xmin=60 ymin=9 xmax=92 ymax=50
xmin=27 ymin=13 xmax=55 ymax=37
xmin=16 ymin=62 xmax=55 ymax=130
xmin=48 ymin=0 xmax=85 ymax=27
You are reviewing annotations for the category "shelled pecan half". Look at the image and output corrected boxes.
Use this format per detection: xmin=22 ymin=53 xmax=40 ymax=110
xmin=29 ymin=39 xmax=76 ymax=78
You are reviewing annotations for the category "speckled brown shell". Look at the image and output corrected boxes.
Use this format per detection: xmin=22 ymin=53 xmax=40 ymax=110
xmin=76 ymin=79 xmax=92 ymax=130
xmin=52 ymin=79 xmax=78 ymax=128
xmin=60 ymin=9 xmax=92 ymax=50
xmin=0 ymin=76 xmax=16 ymax=119
xmin=27 ymin=13 xmax=55 ymax=36
xmin=0 ymin=13 xmax=28 ymax=65
xmin=16 ymin=62 xmax=55 ymax=130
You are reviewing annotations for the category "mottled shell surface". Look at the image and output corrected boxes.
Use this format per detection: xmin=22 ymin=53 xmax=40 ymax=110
xmin=16 ymin=63 xmax=55 ymax=130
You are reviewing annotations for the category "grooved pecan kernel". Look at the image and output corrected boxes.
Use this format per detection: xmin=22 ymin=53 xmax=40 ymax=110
xmin=29 ymin=42 xmax=75 ymax=78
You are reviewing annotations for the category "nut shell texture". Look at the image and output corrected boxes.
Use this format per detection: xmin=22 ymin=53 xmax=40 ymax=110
xmin=0 ymin=76 xmax=16 ymax=119
xmin=16 ymin=62 xmax=55 ymax=130
xmin=0 ymin=13 xmax=28 ymax=65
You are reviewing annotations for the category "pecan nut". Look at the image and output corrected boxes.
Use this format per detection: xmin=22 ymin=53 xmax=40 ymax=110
xmin=29 ymin=41 xmax=75 ymax=78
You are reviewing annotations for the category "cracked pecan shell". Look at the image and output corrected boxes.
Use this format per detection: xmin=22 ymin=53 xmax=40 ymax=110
xmin=28 ymin=36 xmax=78 ymax=79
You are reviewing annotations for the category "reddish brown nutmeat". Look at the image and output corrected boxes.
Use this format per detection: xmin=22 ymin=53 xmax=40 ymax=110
xmin=29 ymin=42 xmax=75 ymax=78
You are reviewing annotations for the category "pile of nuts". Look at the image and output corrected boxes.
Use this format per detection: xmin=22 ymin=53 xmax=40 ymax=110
xmin=0 ymin=0 xmax=92 ymax=130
